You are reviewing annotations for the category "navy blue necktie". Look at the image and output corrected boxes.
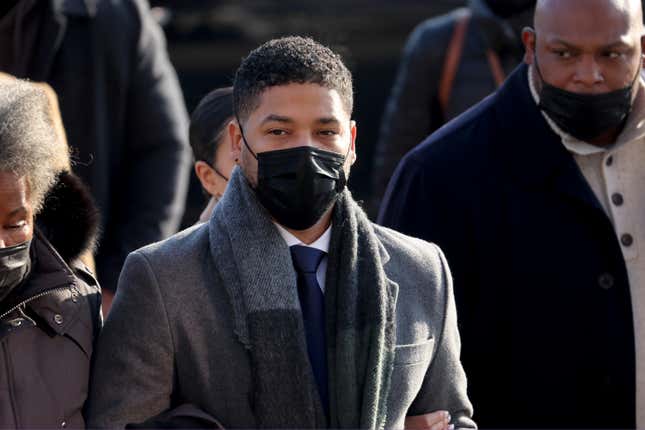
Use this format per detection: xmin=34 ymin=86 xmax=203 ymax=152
xmin=290 ymin=245 xmax=329 ymax=417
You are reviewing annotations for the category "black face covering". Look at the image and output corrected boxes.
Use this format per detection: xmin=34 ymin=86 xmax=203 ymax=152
xmin=535 ymin=58 xmax=639 ymax=142
xmin=0 ymin=240 xmax=31 ymax=302
xmin=238 ymin=126 xmax=348 ymax=231
xmin=484 ymin=0 xmax=536 ymax=18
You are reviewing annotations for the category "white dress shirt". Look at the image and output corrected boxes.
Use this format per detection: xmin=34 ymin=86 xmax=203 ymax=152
xmin=274 ymin=223 xmax=332 ymax=292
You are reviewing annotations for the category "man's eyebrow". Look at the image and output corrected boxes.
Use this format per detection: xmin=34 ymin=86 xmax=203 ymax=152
xmin=602 ymin=40 xmax=632 ymax=50
xmin=548 ymin=38 xmax=630 ymax=50
xmin=260 ymin=114 xmax=293 ymax=125
xmin=317 ymin=117 xmax=341 ymax=125
xmin=548 ymin=38 xmax=581 ymax=49
xmin=8 ymin=207 xmax=27 ymax=217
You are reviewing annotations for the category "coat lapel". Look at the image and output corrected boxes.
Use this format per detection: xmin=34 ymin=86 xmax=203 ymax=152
xmin=496 ymin=64 xmax=607 ymax=216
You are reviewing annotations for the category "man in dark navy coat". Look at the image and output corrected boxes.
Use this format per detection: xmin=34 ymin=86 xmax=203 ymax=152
xmin=379 ymin=0 xmax=645 ymax=428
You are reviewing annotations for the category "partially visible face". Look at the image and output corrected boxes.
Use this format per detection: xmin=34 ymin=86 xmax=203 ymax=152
xmin=230 ymin=83 xmax=357 ymax=186
xmin=194 ymin=117 xmax=238 ymax=200
xmin=212 ymin=130 xmax=236 ymax=196
xmin=0 ymin=172 xmax=33 ymax=248
xmin=523 ymin=0 xmax=644 ymax=94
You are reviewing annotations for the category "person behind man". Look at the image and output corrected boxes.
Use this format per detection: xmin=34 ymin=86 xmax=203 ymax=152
xmin=379 ymin=0 xmax=645 ymax=427
xmin=86 ymin=36 xmax=475 ymax=429
xmin=0 ymin=77 xmax=101 ymax=428
xmin=189 ymin=86 xmax=237 ymax=223
xmin=371 ymin=0 xmax=534 ymax=211
xmin=0 ymin=0 xmax=191 ymax=311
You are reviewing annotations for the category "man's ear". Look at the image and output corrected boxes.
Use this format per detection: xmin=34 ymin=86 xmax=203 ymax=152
xmin=229 ymin=119 xmax=243 ymax=162
xmin=522 ymin=27 xmax=536 ymax=65
xmin=348 ymin=120 xmax=357 ymax=166
xmin=194 ymin=161 xmax=218 ymax=197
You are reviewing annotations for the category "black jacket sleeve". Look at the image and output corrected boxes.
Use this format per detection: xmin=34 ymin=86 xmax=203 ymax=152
xmin=98 ymin=0 xmax=191 ymax=292
xmin=377 ymin=146 xmax=473 ymax=304
xmin=371 ymin=14 xmax=456 ymax=211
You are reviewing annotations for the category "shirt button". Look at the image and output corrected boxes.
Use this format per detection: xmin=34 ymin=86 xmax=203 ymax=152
xmin=606 ymin=156 xmax=614 ymax=166
xmin=621 ymin=234 xmax=634 ymax=247
xmin=54 ymin=314 xmax=64 ymax=325
xmin=598 ymin=273 xmax=615 ymax=289
xmin=611 ymin=193 xmax=624 ymax=206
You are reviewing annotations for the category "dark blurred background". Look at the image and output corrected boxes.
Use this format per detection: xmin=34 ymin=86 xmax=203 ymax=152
xmin=148 ymin=0 xmax=466 ymax=226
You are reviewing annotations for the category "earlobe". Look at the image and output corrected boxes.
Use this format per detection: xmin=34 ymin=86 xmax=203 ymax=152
xmin=194 ymin=161 xmax=218 ymax=197
xmin=349 ymin=121 xmax=358 ymax=165
xmin=228 ymin=121 xmax=242 ymax=159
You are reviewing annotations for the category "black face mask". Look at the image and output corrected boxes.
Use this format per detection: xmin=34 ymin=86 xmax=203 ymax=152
xmin=484 ymin=0 xmax=536 ymax=18
xmin=536 ymin=58 xmax=639 ymax=142
xmin=238 ymin=126 xmax=348 ymax=230
xmin=0 ymin=240 xmax=31 ymax=302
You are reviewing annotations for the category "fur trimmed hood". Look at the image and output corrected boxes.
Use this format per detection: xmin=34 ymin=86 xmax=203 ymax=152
xmin=36 ymin=171 xmax=100 ymax=264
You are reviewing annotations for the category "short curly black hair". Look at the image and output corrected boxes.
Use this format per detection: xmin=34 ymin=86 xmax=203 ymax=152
xmin=233 ymin=36 xmax=353 ymax=122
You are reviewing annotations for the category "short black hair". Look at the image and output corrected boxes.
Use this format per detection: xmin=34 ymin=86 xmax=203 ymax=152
xmin=189 ymin=86 xmax=233 ymax=163
xmin=233 ymin=36 xmax=353 ymax=122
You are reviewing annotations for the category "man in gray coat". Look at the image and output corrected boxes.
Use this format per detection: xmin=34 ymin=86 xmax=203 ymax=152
xmin=87 ymin=36 xmax=474 ymax=430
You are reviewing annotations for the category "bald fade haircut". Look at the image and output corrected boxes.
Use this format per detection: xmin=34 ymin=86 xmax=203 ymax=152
xmin=0 ymin=79 xmax=62 ymax=212
xmin=233 ymin=36 xmax=354 ymax=122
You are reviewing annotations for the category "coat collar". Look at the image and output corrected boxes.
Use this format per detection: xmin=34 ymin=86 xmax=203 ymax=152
xmin=493 ymin=63 xmax=606 ymax=214
xmin=0 ymin=229 xmax=84 ymax=340
xmin=36 ymin=171 xmax=100 ymax=264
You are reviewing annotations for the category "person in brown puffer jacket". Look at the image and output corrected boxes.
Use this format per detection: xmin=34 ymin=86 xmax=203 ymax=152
xmin=0 ymin=77 xmax=101 ymax=428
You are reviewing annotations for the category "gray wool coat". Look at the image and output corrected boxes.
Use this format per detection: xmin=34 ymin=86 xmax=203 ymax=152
xmin=86 ymin=174 xmax=474 ymax=430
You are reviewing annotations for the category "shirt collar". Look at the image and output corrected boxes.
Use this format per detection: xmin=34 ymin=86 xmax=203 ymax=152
xmin=528 ymin=65 xmax=645 ymax=155
xmin=274 ymin=222 xmax=332 ymax=253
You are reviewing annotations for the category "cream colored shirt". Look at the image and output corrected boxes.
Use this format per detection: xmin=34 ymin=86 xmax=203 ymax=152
xmin=530 ymin=67 xmax=645 ymax=427
xmin=275 ymin=223 xmax=332 ymax=291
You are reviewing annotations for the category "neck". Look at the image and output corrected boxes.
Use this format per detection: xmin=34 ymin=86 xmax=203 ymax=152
xmin=280 ymin=207 xmax=333 ymax=245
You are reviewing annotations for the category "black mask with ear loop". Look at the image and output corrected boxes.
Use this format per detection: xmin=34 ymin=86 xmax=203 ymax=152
xmin=535 ymin=50 xmax=640 ymax=142
xmin=235 ymin=114 xmax=350 ymax=230
xmin=0 ymin=240 xmax=31 ymax=302
xmin=206 ymin=161 xmax=230 ymax=182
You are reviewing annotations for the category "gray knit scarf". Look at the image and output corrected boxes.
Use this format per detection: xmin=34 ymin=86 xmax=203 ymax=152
xmin=209 ymin=167 xmax=397 ymax=429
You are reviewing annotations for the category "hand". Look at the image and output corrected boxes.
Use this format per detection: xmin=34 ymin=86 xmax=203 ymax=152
xmin=405 ymin=410 xmax=453 ymax=430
